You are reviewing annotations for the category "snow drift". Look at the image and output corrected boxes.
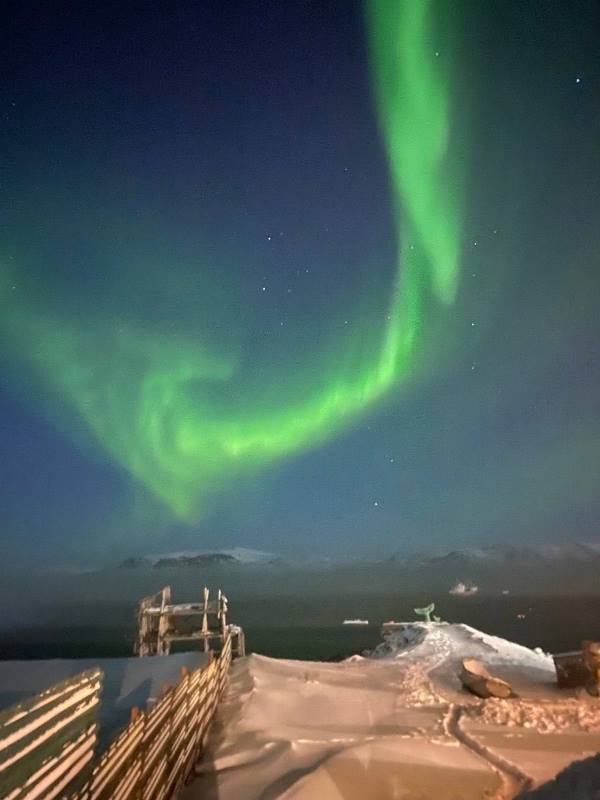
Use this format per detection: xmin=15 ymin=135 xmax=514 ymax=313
xmin=181 ymin=622 xmax=600 ymax=800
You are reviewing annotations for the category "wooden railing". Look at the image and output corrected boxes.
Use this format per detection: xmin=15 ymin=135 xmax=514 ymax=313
xmin=0 ymin=632 xmax=234 ymax=800
xmin=0 ymin=668 xmax=102 ymax=800
xmin=136 ymin=586 xmax=240 ymax=658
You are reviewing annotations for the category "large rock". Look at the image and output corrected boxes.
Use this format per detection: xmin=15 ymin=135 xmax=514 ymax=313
xmin=460 ymin=658 xmax=513 ymax=699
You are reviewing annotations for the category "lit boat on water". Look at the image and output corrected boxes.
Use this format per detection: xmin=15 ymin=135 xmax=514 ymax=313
xmin=449 ymin=581 xmax=479 ymax=597
xmin=343 ymin=619 xmax=369 ymax=625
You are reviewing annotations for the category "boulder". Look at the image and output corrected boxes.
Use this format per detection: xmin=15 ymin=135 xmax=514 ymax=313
xmin=460 ymin=658 xmax=513 ymax=699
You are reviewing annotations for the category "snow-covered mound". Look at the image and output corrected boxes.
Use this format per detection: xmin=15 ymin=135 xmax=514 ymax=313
xmin=181 ymin=623 xmax=600 ymax=800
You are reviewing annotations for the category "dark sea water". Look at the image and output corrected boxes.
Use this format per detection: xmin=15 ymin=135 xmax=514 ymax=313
xmin=1 ymin=564 xmax=599 ymax=661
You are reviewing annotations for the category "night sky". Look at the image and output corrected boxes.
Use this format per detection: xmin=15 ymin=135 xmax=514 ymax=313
xmin=1 ymin=1 xmax=599 ymax=566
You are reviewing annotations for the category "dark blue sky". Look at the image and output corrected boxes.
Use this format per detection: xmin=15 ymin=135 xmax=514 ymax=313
xmin=1 ymin=1 xmax=599 ymax=566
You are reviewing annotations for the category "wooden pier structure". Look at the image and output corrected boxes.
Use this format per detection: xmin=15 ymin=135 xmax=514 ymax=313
xmin=135 ymin=585 xmax=245 ymax=658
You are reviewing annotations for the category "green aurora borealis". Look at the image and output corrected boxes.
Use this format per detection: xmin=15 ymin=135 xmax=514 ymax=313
xmin=2 ymin=0 xmax=462 ymax=522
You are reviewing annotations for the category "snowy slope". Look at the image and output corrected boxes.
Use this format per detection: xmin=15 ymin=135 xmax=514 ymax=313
xmin=181 ymin=623 xmax=600 ymax=800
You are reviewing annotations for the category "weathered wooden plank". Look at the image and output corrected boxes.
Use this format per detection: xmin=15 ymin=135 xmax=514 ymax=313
xmin=142 ymin=602 xmax=221 ymax=616
xmin=143 ymin=726 xmax=170 ymax=772
xmin=16 ymin=729 xmax=90 ymax=796
xmin=20 ymin=733 xmax=95 ymax=800
xmin=88 ymin=723 xmax=143 ymax=798
xmin=0 ymin=709 xmax=98 ymax=799
xmin=0 ymin=670 xmax=101 ymax=729
xmin=143 ymin=758 xmax=168 ymax=800
xmin=0 ymin=689 xmax=99 ymax=769
xmin=0 ymin=669 xmax=101 ymax=800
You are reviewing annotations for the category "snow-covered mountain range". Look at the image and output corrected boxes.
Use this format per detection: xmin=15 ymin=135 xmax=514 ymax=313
xmin=390 ymin=542 xmax=600 ymax=566
xmin=119 ymin=547 xmax=280 ymax=569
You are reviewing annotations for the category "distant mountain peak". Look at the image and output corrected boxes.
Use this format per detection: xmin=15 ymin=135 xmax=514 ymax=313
xmin=389 ymin=541 xmax=600 ymax=567
xmin=118 ymin=547 xmax=280 ymax=569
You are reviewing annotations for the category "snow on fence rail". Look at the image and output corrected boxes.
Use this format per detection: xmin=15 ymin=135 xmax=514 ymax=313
xmin=1 ymin=632 xmax=233 ymax=800
xmin=0 ymin=667 xmax=102 ymax=800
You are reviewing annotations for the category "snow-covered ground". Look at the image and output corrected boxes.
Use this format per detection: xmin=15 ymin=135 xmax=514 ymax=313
xmin=180 ymin=623 xmax=600 ymax=799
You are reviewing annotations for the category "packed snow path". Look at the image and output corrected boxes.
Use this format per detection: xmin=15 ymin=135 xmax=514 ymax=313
xmin=180 ymin=623 xmax=600 ymax=800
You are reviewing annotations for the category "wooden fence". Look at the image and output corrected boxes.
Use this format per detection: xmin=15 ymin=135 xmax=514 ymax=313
xmin=0 ymin=668 xmax=102 ymax=800
xmin=1 ymin=632 xmax=233 ymax=800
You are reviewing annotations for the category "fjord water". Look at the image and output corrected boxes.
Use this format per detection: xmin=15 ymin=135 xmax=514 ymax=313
xmin=0 ymin=563 xmax=598 ymax=661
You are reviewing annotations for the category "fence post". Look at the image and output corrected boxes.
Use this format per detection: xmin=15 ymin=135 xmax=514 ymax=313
xmin=133 ymin=706 xmax=149 ymax=800
xmin=164 ymin=682 xmax=177 ymax=792
xmin=172 ymin=667 xmax=194 ymax=790
xmin=191 ymin=656 xmax=210 ymax=765
xmin=157 ymin=586 xmax=172 ymax=656
xmin=202 ymin=586 xmax=210 ymax=652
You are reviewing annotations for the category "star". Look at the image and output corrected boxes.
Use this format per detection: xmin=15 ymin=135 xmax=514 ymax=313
xmin=471 ymin=321 xmax=476 ymax=327
xmin=266 ymin=235 xmax=272 ymax=241
xmin=261 ymin=286 xmax=267 ymax=292
xmin=575 ymin=76 xmax=581 ymax=84
xmin=373 ymin=500 xmax=379 ymax=507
